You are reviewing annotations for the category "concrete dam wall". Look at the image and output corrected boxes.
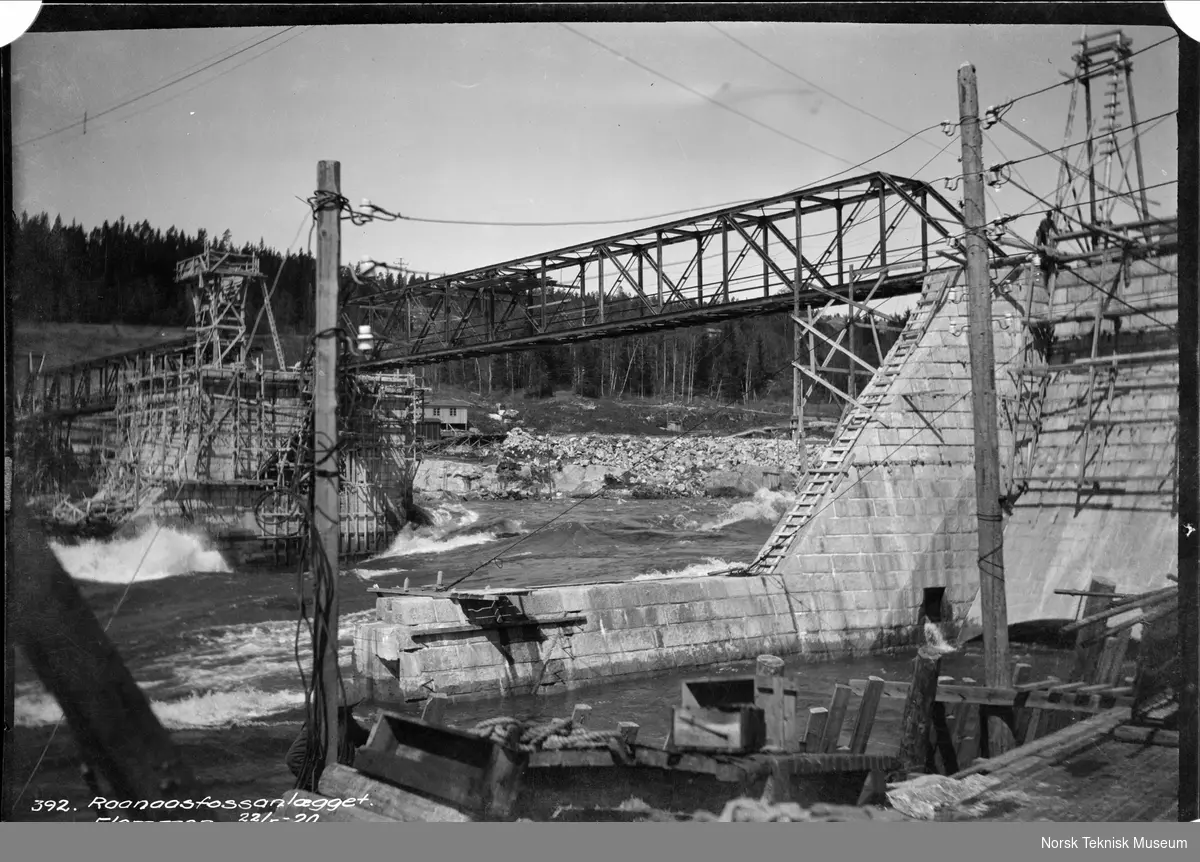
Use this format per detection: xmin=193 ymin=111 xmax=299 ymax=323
xmin=352 ymin=252 xmax=1179 ymax=704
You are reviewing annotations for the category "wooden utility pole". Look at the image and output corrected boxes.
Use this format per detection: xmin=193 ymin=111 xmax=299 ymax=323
xmin=792 ymin=201 xmax=803 ymax=444
xmin=1176 ymin=35 xmax=1199 ymax=824
xmin=3 ymin=43 xmax=16 ymax=818
xmin=314 ymin=160 xmax=342 ymax=780
xmin=958 ymin=64 xmax=1011 ymax=692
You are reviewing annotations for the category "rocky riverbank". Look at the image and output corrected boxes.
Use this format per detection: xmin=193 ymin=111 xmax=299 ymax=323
xmin=414 ymin=428 xmax=819 ymax=501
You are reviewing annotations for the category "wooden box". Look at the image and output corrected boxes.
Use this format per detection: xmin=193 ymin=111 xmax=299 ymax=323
xmin=353 ymin=711 xmax=529 ymax=820
xmin=671 ymin=704 xmax=766 ymax=754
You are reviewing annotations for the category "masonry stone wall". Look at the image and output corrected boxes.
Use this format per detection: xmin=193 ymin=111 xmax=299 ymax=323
xmin=964 ymin=254 xmax=1179 ymax=628
xmin=770 ymin=264 xmax=1034 ymax=644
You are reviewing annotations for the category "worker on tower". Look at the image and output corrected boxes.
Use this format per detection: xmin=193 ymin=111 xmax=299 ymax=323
xmin=1035 ymin=209 xmax=1060 ymax=291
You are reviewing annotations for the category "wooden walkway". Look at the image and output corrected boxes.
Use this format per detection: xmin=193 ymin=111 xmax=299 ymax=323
xmin=933 ymin=711 xmax=1180 ymax=822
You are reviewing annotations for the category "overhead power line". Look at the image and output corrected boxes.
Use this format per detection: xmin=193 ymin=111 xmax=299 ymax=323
xmin=16 ymin=27 xmax=301 ymax=147
xmin=707 ymin=23 xmax=943 ymax=152
xmin=558 ymin=23 xmax=856 ymax=167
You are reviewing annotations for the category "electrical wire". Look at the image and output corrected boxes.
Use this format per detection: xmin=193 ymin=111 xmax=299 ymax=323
xmin=706 ymin=22 xmax=943 ymax=152
xmin=16 ymin=27 xmax=302 ymax=148
xmin=84 ymin=28 xmax=314 ymax=139
xmin=1005 ymin=32 xmax=1179 ymax=110
xmin=557 ymin=23 xmax=856 ymax=166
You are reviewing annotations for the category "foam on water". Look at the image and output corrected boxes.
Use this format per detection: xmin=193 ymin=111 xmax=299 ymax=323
xmin=15 ymin=686 xmax=307 ymax=729
xmin=700 ymin=488 xmax=797 ymax=531
xmin=372 ymin=503 xmax=519 ymax=560
xmin=50 ymin=523 xmax=231 ymax=584
xmin=632 ymin=557 xmax=738 ymax=580
xmin=15 ymin=610 xmax=378 ymax=729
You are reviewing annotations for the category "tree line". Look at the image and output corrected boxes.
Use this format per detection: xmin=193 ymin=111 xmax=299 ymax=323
xmin=11 ymin=211 xmax=910 ymax=404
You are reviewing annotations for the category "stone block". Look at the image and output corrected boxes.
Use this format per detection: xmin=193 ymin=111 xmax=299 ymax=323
xmin=519 ymin=590 xmax=563 ymax=617
xmin=434 ymin=600 xmax=467 ymax=624
xmin=416 ymin=644 xmax=462 ymax=672
xmin=387 ymin=598 xmax=437 ymax=626
xmin=458 ymin=639 xmax=502 ymax=669
xmin=617 ymin=627 xmax=660 ymax=653
xmin=556 ymin=585 xmax=593 ymax=613
xmin=564 ymin=631 xmax=609 ymax=657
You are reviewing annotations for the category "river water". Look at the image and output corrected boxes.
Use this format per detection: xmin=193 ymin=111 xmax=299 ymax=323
xmin=10 ymin=491 xmax=1079 ymax=816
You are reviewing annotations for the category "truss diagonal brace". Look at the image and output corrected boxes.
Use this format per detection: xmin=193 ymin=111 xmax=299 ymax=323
xmin=793 ymin=361 xmax=866 ymax=411
xmin=791 ymin=313 xmax=878 ymax=376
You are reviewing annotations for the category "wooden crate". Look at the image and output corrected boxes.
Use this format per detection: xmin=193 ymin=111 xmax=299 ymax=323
xmin=670 ymin=705 xmax=766 ymax=754
xmin=353 ymin=711 xmax=529 ymax=820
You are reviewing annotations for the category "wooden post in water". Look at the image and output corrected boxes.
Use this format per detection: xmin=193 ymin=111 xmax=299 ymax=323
xmin=898 ymin=646 xmax=941 ymax=776
xmin=314 ymin=160 xmax=342 ymax=781
xmin=1176 ymin=32 xmax=1200 ymax=825
xmin=957 ymin=63 xmax=1011 ymax=700
xmin=1071 ymin=578 xmax=1117 ymax=684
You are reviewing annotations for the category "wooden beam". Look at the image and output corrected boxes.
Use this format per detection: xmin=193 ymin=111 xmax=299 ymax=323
xmin=1072 ymin=578 xmax=1118 ymax=683
xmin=1061 ymin=586 xmax=1178 ymax=633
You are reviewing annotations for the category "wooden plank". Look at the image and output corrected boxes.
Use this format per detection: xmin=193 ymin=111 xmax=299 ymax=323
xmin=1112 ymin=726 xmax=1181 ymax=748
xmin=354 ymin=747 xmax=486 ymax=813
xmin=755 ymin=674 xmax=798 ymax=750
xmin=953 ymin=704 xmax=980 ymax=769
xmin=952 ymin=708 xmax=1130 ymax=779
xmin=1096 ymin=629 xmax=1134 ymax=687
xmin=317 ymin=763 xmax=472 ymax=822
xmin=848 ymin=676 xmax=885 ymax=754
xmin=1061 ymin=586 xmax=1177 ymax=633
xmin=480 ymin=724 xmax=526 ymax=820
xmin=803 ymin=707 xmax=829 ymax=753
xmin=821 ymin=684 xmax=853 ymax=753
xmin=409 ymin=614 xmax=588 ymax=637
xmin=929 ymin=701 xmax=959 ymax=775
xmin=848 ymin=679 xmax=911 ymax=699
xmin=765 ymin=753 xmax=903 ymax=776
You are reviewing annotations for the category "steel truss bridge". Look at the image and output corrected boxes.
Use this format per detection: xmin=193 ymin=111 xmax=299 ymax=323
xmin=348 ymin=172 xmax=1008 ymax=371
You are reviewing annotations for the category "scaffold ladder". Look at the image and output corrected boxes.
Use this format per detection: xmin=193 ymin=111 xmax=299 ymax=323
xmin=751 ymin=268 xmax=961 ymax=574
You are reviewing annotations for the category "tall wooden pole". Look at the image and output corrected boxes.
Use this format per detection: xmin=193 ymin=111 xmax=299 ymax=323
xmin=792 ymin=199 xmax=803 ymax=444
xmin=958 ymin=64 xmax=1010 ymax=691
xmin=1176 ymin=35 xmax=1199 ymax=824
xmin=3 ymin=44 xmax=17 ymax=820
xmin=314 ymin=161 xmax=342 ymax=779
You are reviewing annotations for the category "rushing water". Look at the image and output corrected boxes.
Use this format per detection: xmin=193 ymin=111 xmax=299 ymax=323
xmin=15 ymin=489 xmax=1078 ymax=770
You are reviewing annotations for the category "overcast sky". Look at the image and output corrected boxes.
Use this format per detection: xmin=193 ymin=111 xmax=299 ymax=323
xmin=11 ymin=20 xmax=1180 ymax=281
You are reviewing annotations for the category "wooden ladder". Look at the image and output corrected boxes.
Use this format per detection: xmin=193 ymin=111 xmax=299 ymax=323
xmin=751 ymin=268 xmax=961 ymax=574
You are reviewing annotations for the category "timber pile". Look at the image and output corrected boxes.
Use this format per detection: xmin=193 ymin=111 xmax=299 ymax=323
xmin=1056 ymin=581 xmax=1180 ymax=729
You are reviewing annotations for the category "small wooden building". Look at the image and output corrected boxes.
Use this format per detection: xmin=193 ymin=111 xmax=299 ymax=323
xmin=423 ymin=398 xmax=471 ymax=430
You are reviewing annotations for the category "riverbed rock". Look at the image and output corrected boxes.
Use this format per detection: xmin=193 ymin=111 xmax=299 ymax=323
xmin=414 ymin=429 xmax=821 ymax=501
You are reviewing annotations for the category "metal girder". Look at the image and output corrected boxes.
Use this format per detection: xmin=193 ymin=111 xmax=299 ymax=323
xmin=348 ymin=172 xmax=981 ymax=370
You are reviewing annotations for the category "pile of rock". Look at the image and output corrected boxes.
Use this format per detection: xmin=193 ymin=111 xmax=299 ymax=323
xmin=495 ymin=428 xmax=812 ymax=498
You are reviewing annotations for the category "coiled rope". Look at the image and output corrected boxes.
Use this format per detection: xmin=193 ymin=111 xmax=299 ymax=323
xmin=468 ymin=716 xmax=622 ymax=752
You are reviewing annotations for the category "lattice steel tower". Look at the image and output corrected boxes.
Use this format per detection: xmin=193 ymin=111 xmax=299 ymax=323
xmin=1054 ymin=29 xmax=1153 ymax=249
